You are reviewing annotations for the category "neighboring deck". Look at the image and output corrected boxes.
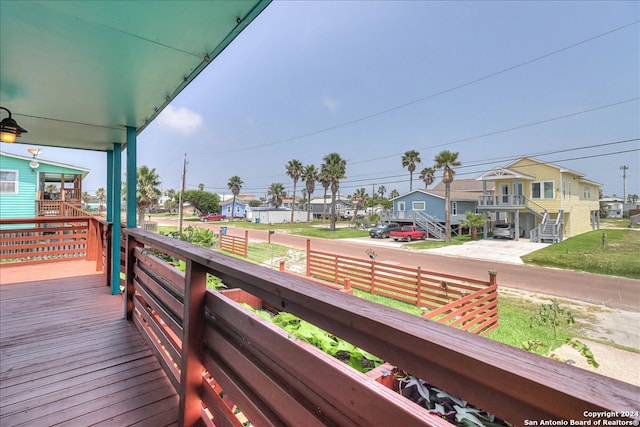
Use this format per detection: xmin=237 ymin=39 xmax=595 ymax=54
xmin=0 ymin=261 xmax=178 ymax=426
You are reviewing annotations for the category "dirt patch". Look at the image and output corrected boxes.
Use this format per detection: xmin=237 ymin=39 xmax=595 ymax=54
xmin=499 ymin=287 xmax=639 ymax=350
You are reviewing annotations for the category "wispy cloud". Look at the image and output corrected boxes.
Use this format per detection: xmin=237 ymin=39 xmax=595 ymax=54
xmin=157 ymin=105 xmax=203 ymax=135
xmin=323 ymin=97 xmax=339 ymax=114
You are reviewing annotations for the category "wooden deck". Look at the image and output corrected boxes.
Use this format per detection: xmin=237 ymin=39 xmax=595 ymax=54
xmin=0 ymin=261 xmax=179 ymax=427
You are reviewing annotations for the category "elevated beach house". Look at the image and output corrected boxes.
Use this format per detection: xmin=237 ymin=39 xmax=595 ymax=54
xmin=476 ymin=157 xmax=601 ymax=242
xmin=0 ymin=151 xmax=88 ymax=220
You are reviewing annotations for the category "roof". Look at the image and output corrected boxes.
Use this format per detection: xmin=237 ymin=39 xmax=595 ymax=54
xmin=1 ymin=150 xmax=90 ymax=178
xmin=476 ymin=167 xmax=536 ymax=181
xmin=477 ymin=157 xmax=601 ymax=186
xmin=432 ymin=179 xmax=495 ymax=192
xmin=391 ymin=189 xmax=479 ymax=202
xmin=0 ymin=1 xmax=271 ymax=152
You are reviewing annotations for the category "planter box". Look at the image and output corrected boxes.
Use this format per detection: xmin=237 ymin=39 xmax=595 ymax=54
xmin=219 ymin=288 xmax=262 ymax=309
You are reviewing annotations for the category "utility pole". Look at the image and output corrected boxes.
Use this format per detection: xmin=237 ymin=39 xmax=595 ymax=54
xmin=179 ymin=154 xmax=187 ymax=237
xmin=620 ymin=165 xmax=628 ymax=203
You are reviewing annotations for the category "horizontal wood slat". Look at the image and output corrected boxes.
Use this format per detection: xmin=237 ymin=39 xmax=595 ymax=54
xmin=122 ymin=228 xmax=639 ymax=426
xmin=0 ymin=261 xmax=178 ymax=425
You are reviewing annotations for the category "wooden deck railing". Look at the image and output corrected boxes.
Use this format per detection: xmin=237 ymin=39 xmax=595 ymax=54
xmin=124 ymin=228 xmax=639 ymax=426
xmin=0 ymin=217 xmax=111 ymax=280
xmin=306 ymin=240 xmax=498 ymax=334
xmin=35 ymin=200 xmax=88 ymax=217
xmin=219 ymin=229 xmax=248 ymax=257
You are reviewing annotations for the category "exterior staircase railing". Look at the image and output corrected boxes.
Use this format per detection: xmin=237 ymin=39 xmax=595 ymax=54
xmin=415 ymin=211 xmax=445 ymax=240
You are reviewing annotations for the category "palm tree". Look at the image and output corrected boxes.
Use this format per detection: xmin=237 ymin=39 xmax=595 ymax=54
xmin=389 ymin=189 xmax=399 ymax=199
xmin=351 ymin=188 xmax=368 ymax=222
xmin=377 ymin=185 xmax=386 ymax=200
xmin=45 ymin=184 xmax=59 ymax=198
xmin=198 ymin=183 xmax=205 ymax=191
xmin=227 ymin=176 xmax=243 ymax=222
xmin=136 ymin=165 xmax=162 ymax=226
xmin=267 ymin=182 xmax=286 ymax=208
xmin=419 ymin=167 xmax=436 ymax=189
xmin=460 ymin=211 xmax=486 ymax=240
xmin=285 ymin=159 xmax=304 ymax=223
xmin=96 ymin=187 xmax=106 ymax=214
xmin=319 ymin=168 xmax=331 ymax=222
xmin=322 ymin=152 xmax=347 ymax=231
xmin=434 ymin=150 xmax=461 ymax=242
xmin=401 ymin=150 xmax=421 ymax=191
xmin=302 ymin=164 xmax=319 ymax=222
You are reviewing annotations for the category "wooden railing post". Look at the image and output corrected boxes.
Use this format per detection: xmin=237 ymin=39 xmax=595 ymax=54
xmin=370 ymin=260 xmax=376 ymax=295
xmin=244 ymin=230 xmax=248 ymax=258
xmin=279 ymin=260 xmax=285 ymax=271
xmin=125 ymin=233 xmax=137 ymax=320
xmin=488 ymin=270 xmax=498 ymax=286
xmin=306 ymin=239 xmax=311 ymax=277
xmin=416 ymin=266 xmax=422 ymax=307
xmin=179 ymin=259 xmax=207 ymax=426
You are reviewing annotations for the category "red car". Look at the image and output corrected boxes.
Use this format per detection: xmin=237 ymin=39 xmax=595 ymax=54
xmin=200 ymin=213 xmax=226 ymax=222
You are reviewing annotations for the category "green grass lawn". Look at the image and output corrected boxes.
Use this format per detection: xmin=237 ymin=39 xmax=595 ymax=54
xmin=405 ymin=233 xmax=472 ymax=249
xmin=522 ymin=229 xmax=640 ymax=279
xmin=295 ymin=227 xmax=369 ymax=239
xmin=485 ymin=296 xmax=575 ymax=354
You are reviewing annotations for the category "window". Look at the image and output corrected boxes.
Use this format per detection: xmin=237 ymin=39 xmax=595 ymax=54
xmin=398 ymin=201 xmax=406 ymax=211
xmin=583 ymin=186 xmax=591 ymax=199
xmin=531 ymin=181 xmax=554 ymax=199
xmin=412 ymin=201 xmax=425 ymax=210
xmin=451 ymin=201 xmax=458 ymax=215
xmin=0 ymin=170 xmax=18 ymax=194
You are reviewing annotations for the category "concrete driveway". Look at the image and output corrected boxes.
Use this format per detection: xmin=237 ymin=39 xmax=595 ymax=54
xmin=342 ymin=236 xmax=548 ymax=264
xmin=422 ymin=238 xmax=549 ymax=264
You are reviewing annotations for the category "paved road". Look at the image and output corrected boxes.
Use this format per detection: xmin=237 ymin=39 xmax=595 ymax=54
xmin=160 ymin=219 xmax=640 ymax=312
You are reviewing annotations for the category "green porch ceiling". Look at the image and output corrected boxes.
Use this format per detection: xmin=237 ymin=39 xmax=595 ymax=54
xmin=0 ymin=0 xmax=271 ymax=151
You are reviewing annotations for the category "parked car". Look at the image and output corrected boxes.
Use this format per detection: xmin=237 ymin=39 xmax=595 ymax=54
xmin=389 ymin=225 xmax=427 ymax=242
xmin=369 ymin=223 xmax=400 ymax=238
xmin=200 ymin=213 xmax=226 ymax=222
xmin=492 ymin=223 xmax=524 ymax=239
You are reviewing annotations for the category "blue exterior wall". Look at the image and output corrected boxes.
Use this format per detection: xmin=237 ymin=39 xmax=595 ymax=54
xmin=221 ymin=200 xmax=247 ymax=217
xmin=393 ymin=190 xmax=477 ymax=225
xmin=0 ymin=154 xmax=37 ymax=219
xmin=1 ymin=152 xmax=88 ymax=225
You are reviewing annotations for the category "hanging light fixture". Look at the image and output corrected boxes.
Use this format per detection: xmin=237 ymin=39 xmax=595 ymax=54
xmin=27 ymin=148 xmax=41 ymax=170
xmin=0 ymin=107 xmax=28 ymax=143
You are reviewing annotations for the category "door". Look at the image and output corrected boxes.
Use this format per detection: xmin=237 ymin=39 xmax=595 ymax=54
xmin=501 ymin=184 xmax=510 ymax=204
xmin=397 ymin=201 xmax=406 ymax=219
xmin=513 ymin=182 xmax=523 ymax=204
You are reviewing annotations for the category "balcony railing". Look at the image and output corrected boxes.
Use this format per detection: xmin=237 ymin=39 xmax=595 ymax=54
xmin=0 ymin=216 xmax=111 ymax=283
xmin=35 ymin=200 xmax=89 ymax=217
xmin=477 ymin=194 xmax=526 ymax=208
xmin=124 ymin=228 xmax=638 ymax=426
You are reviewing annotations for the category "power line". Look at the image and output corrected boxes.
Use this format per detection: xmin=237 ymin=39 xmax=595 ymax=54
xmin=350 ymin=98 xmax=639 ymax=165
xmin=210 ymin=21 xmax=639 ymax=155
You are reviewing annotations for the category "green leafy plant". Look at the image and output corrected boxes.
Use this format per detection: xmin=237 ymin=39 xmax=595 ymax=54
xmin=530 ymin=298 xmax=574 ymax=340
xmin=397 ymin=376 xmax=509 ymax=426
xmin=565 ymin=339 xmax=599 ymax=368
xmin=242 ymin=308 xmax=382 ymax=373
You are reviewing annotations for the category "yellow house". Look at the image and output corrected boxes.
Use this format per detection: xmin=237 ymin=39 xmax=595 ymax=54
xmin=476 ymin=157 xmax=601 ymax=242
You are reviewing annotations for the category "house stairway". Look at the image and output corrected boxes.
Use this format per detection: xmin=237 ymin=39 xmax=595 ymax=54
xmin=415 ymin=211 xmax=446 ymax=240
xmin=529 ymin=207 xmax=564 ymax=244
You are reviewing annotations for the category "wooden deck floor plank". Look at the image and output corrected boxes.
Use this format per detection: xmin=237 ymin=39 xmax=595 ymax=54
xmin=95 ymin=394 xmax=180 ymax=427
xmin=32 ymin=375 xmax=177 ymax=427
xmin=0 ymin=344 xmax=152 ymax=394
xmin=2 ymin=366 xmax=169 ymax=426
xmin=0 ymin=355 xmax=161 ymax=417
xmin=0 ymin=335 xmax=150 ymax=385
xmin=0 ymin=261 xmax=179 ymax=425
xmin=0 ymin=324 xmax=140 ymax=367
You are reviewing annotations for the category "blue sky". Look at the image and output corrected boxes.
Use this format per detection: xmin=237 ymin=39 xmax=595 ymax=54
xmin=5 ymin=1 xmax=640 ymax=198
